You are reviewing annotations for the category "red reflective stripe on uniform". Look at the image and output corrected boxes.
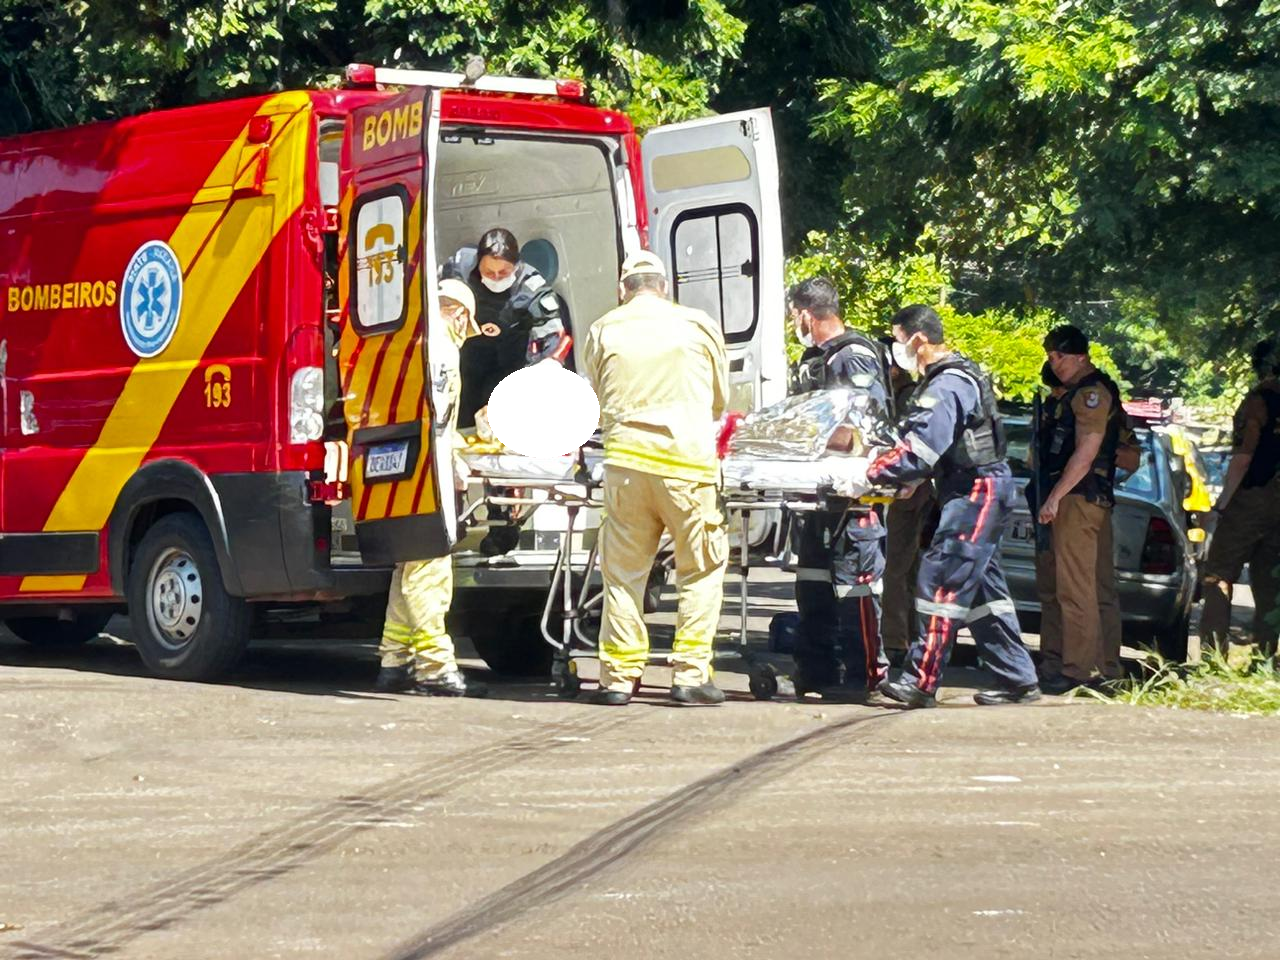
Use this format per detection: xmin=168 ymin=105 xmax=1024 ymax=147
xmin=972 ymin=477 xmax=995 ymax=541
xmin=869 ymin=444 xmax=908 ymax=477
xmin=860 ymin=594 xmax=881 ymax=687
xmin=918 ymin=586 xmax=945 ymax=689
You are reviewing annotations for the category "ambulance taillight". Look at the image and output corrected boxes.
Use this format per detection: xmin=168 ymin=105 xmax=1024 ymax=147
xmin=289 ymin=367 xmax=325 ymax=444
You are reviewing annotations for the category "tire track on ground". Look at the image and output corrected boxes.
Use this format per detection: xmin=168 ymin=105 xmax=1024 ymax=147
xmin=6 ymin=712 xmax=634 ymax=960
xmin=383 ymin=710 xmax=903 ymax=960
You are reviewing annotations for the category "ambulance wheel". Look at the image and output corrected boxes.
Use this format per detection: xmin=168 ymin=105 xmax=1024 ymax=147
xmin=469 ymin=613 xmax=554 ymax=677
xmin=748 ymin=662 xmax=779 ymax=701
xmin=127 ymin=514 xmax=251 ymax=681
xmin=4 ymin=612 xmax=112 ymax=647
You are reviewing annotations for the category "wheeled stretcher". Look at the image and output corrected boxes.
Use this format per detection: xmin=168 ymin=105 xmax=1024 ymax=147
xmin=458 ymin=444 xmax=889 ymax=700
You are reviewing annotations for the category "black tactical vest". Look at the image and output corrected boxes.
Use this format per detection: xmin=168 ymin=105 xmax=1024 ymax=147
xmin=1242 ymin=381 xmax=1280 ymax=489
xmin=1044 ymin=369 xmax=1121 ymax=505
xmin=796 ymin=330 xmax=888 ymax=397
xmin=917 ymin=355 xmax=1006 ymax=470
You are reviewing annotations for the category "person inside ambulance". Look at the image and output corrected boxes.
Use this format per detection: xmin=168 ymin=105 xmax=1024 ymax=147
xmin=443 ymin=226 xmax=566 ymax=429
xmin=444 ymin=226 xmax=565 ymax=557
xmin=374 ymin=279 xmax=486 ymax=697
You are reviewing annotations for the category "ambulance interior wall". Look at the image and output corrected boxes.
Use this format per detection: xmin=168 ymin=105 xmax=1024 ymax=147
xmin=433 ymin=135 xmax=622 ymax=346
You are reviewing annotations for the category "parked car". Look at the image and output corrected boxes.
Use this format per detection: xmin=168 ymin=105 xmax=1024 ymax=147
xmin=999 ymin=414 xmax=1199 ymax=660
xmin=1197 ymin=447 xmax=1232 ymax=502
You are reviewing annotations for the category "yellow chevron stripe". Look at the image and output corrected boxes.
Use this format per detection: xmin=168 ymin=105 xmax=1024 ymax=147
xmin=21 ymin=92 xmax=313 ymax=593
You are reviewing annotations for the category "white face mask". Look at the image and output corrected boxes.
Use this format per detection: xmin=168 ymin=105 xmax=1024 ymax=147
xmin=793 ymin=311 xmax=815 ymax=349
xmin=481 ymin=273 xmax=516 ymax=294
xmin=892 ymin=340 xmax=919 ymax=375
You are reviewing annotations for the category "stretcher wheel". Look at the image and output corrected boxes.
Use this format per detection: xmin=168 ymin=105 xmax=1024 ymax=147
xmin=748 ymin=662 xmax=779 ymax=701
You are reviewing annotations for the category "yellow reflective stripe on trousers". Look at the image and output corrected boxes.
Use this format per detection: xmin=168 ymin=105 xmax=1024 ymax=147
xmin=603 ymin=441 xmax=717 ymax=483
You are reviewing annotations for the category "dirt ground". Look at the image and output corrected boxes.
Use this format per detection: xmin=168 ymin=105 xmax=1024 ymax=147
xmin=1 ymin=571 xmax=1274 ymax=960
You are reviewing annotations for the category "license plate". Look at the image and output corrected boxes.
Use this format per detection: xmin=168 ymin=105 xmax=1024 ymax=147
xmin=365 ymin=441 xmax=409 ymax=480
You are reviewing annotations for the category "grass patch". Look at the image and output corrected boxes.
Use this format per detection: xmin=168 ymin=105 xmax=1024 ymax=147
xmin=1080 ymin=648 xmax=1280 ymax=716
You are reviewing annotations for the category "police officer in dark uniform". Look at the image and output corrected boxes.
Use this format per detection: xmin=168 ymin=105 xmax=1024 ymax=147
xmin=788 ymin=277 xmax=893 ymax=697
xmin=1200 ymin=339 xmax=1280 ymax=656
xmin=869 ymin=305 xmax=1040 ymax=708
xmin=444 ymin=227 xmax=565 ymax=556
xmin=443 ymin=226 xmax=566 ymax=429
xmin=1037 ymin=325 xmax=1123 ymax=692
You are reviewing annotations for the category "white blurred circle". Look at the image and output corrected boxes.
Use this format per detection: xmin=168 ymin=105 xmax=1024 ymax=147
xmin=486 ymin=361 xmax=600 ymax=457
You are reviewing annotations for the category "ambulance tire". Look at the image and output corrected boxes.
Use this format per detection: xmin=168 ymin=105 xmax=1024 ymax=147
xmin=127 ymin=513 xmax=251 ymax=681
xmin=469 ymin=612 xmax=554 ymax=678
xmin=4 ymin=612 xmax=112 ymax=647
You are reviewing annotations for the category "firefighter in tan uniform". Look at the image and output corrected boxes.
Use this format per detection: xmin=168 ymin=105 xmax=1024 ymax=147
xmin=1037 ymin=325 xmax=1123 ymax=692
xmin=1200 ymin=340 xmax=1280 ymax=656
xmin=582 ymin=251 xmax=730 ymax=706
xmin=374 ymin=279 xmax=485 ymax=697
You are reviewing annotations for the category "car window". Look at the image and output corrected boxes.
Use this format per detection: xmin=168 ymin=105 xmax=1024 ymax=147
xmin=1002 ymin=419 xmax=1032 ymax=479
xmin=1117 ymin=429 xmax=1159 ymax=499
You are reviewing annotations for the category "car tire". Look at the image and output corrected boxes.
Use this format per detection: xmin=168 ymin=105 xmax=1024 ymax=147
xmin=1152 ymin=611 xmax=1190 ymax=663
xmin=127 ymin=513 xmax=251 ymax=680
xmin=4 ymin=612 xmax=112 ymax=647
xmin=468 ymin=611 xmax=554 ymax=677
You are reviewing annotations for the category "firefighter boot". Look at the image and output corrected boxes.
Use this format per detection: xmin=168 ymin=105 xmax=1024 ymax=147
xmin=413 ymin=671 xmax=488 ymax=698
xmin=670 ymin=682 xmax=726 ymax=706
xmin=373 ymin=664 xmax=412 ymax=693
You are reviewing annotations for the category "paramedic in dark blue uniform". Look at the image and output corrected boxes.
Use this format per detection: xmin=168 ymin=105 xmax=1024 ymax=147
xmin=443 ymin=226 xmax=566 ymax=429
xmin=444 ymin=227 xmax=565 ymax=556
xmin=868 ymin=305 xmax=1040 ymax=708
xmin=788 ymin=277 xmax=892 ymax=697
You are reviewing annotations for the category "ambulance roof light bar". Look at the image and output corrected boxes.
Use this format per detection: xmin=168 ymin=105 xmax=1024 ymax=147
xmin=344 ymin=63 xmax=586 ymax=100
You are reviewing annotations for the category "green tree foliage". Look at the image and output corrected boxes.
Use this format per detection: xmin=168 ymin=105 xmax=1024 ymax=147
xmin=1 ymin=1 xmax=1273 ymax=403
xmin=784 ymin=229 xmax=1118 ymax=402
xmin=0 ymin=1 xmax=744 ymax=135
xmin=808 ymin=0 xmax=1280 ymax=390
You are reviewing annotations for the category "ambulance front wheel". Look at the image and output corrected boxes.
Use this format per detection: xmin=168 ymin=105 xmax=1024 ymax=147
xmin=127 ymin=513 xmax=251 ymax=681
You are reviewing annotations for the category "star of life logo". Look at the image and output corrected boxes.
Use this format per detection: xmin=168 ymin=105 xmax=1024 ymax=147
xmin=120 ymin=240 xmax=183 ymax=358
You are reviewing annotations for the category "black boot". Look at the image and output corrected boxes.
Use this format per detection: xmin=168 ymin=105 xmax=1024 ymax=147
xmin=792 ymin=661 xmax=842 ymax=699
xmin=412 ymin=671 xmax=487 ymax=698
xmin=373 ymin=664 xmax=412 ymax=693
xmin=592 ymin=688 xmax=632 ymax=706
xmin=974 ymin=684 xmax=1042 ymax=706
xmin=1040 ymin=674 xmax=1092 ymax=696
xmin=479 ymin=525 xmax=521 ymax=557
xmin=876 ymin=676 xmax=937 ymax=709
xmin=670 ymin=682 xmax=726 ymax=705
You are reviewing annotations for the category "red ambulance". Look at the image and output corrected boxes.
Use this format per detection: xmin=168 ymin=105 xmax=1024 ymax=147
xmin=0 ymin=65 xmax=785 ymax=680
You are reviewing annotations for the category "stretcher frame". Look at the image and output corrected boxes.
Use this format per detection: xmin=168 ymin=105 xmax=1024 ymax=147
xmin=461 ymin=450 xmax=888 ymax=701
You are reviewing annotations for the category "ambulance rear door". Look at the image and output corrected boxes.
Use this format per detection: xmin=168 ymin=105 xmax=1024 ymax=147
xmin=640 ymin=108 xmax=786 ymax=413
xmin=339 ymin=87 xmax=456 ymax=566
